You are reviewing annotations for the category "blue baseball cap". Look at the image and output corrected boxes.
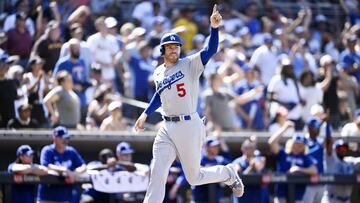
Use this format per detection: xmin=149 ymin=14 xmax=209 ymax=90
xmin=205 ymin=137 xmax=220 ymax=147
xmin=16 ymin=145 xmax=35 ymax=157
xmin=292 ymin=133 xmax=307 ymax=144
xmin=53 ymin=126 xmax=70 ymax=139
xmin=116 ymin=142 xmax=134 ymax=154
xmin=306 ymin=117 xmax=322 ymax=129
xmin=0 ymin=53 xmax=11 ymax=64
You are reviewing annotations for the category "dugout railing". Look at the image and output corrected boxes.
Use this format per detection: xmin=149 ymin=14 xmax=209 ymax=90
xmin=1 ymin=172 xmax=360 ymax=203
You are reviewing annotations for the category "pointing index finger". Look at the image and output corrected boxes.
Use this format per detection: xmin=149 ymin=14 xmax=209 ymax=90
xmin=213 ymin=4 xmax=217 ymax=14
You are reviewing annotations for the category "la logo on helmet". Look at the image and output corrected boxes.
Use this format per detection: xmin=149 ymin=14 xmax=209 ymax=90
xmin=170 ymin=36 xmax=176 ymax=41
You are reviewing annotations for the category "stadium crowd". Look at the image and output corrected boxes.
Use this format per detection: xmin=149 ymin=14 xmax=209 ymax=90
xmin=1 ymin=0 xmax=360 ymax=202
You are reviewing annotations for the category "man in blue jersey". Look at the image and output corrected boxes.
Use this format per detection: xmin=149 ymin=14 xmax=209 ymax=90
xmin=38 ymin=126 xmax=86 ymax=203
xmin=303 ymin=117 xmax=332 ymax=203
xmin=8 ymin=145 xmax=48 ymax=203
xmin=268 ymin=121 xmax=318 ymax=203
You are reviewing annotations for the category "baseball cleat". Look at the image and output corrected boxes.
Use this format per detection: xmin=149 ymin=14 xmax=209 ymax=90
xmin=226 ymin=163 xmax=244 ymax=197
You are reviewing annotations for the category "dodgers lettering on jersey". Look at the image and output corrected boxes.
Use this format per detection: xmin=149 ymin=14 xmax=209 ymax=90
xmin=153 ymin=52 xmax=204 ymax=116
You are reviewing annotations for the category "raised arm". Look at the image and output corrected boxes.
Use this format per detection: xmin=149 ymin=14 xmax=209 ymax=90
xmin=268 ymin=121 xmax=294 ymax=154
xmin=200 ymin=4 xmax=222 ymax=65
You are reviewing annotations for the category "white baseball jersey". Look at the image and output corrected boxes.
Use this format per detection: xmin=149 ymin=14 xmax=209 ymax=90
xmin=153 ymin=52 xmax=204 ymax=116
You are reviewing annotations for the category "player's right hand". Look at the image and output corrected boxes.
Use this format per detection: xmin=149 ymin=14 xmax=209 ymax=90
xmin=134 ymin=113 xmax=147 ymax=132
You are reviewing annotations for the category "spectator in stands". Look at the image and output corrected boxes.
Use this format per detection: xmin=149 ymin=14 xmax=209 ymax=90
xmin=268 ymin=121 xmax=317 ymax=203
xmin=31 ymin=20 xmax=62 ymax=74
xmin=59 ymin=23 xmax=93 ymax=71
xmin=303 ymin=117 xmax=331 ymax=203
xmin=3 ymin=0 xmax=35 ymax=37
xmin=7 ymin=103 xmax=39 ymax=129
xmin=132 ymin=1 xmax=161 ymax=31
xmin=38 ymin=126 xmax=86 ymax=203
xmin=316 ymin=54 xmax=341 ymax=129
xmin=174 ymin=6 xmax=198 ymax=52
xmin=232 ymin=137 xmax=268 ymax=203
xmin=0 ymin=54 xmax=18 ymax=128
xmin=7 ymin=64 xmax=27 ymax=117
xmin=289 ymin=39 xmax=317 ymax=79
xmin=44 ymin=71 xmax=80 ymax=128
xmin=191 ymin=137 xmax=231 ymax=203
xmin=268 ymin=58 xmax=304 ymax=130
xmin=100 ymin=101 xmax=128 ymax=131
xmin=234 ymin=65 xmax=265 ymax=130
xmin=243 ymin=2 xmax=261 ymax=36
xmin=23 ymin=56 xmax=49 ymax=127
xmin=66 ymin=5 xmax=93 ymax=39
xmin=86 ymin=84 xmax=111 ymax=129
xmin=340 ymin=35 xmax=360 ymax=85
xmin=3 ymin=12 xmax=33 ymax=68
xmin=87 ymin=16 xmax=119 ymax=84
xmin=299 ymin=70 xmax=323 ymax=122
xmin=53 ymin=38 xmax=91 ymax=124
xmin=338 ymin=65 xmax=358 ymax=114
xmin=165 ymin=160 xmax=184 ymax=203
xmin=250 ymin=33 xmax=278 ymax=85
xmin=8 ymin=145 xmax=48 ymax=203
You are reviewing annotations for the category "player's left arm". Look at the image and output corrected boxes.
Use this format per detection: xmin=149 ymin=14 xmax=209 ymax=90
xmin=200 ymin=4 xmax=222 ymax=65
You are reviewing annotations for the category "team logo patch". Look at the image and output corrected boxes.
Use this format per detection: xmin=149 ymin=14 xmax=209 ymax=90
xmin=170 ymin=35 xmax=176 ymax=41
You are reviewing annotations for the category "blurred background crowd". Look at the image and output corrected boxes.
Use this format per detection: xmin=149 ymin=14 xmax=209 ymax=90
xmin=1 ymin=0 xmax=360 ymax=202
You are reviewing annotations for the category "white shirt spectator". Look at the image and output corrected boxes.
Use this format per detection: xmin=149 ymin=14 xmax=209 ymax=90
xmin=3 ymin=14 xmax=35 ymax=37
xmin=87 ymin=33 xmax=119 ymax=81
xmin=222 ymin=18 xmax=243 ymax=35
xmin=299 ymin=84 xmax=323 ymax=121
xmin=267 ymin=75 xmax=302 ymax=120
xmin=250 ymin=45 xmax=278 ymax=85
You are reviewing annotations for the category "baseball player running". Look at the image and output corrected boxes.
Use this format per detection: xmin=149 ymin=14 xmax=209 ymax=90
xmin=134 ymin=4 xmax=244 ymax=203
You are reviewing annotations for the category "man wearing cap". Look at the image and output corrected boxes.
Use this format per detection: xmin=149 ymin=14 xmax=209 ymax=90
xmin=100 ymin=101 xmax=128 ymax=131
xmin=303 ymin=117 xmax=332 ymax=203
xmin=7 ymin=103 xmax=39 ymax=129
xmin=191 ymin=137 xmax=231 ymax=203
xmin=268 ymin=121 xmax=317 ymax=203
xmin=87 ymin=16 xmax=119 ymax=83
xmin=0 ymin=54 xmax=18 ymax=128
xmin=38 ymin=126 xmax=86 ymax=203
xmin=340 ymin=35 xmax=360 ymax=85
xmin=4 ymin=12 xmax=33 ymax=69
xmin=8 ymin=145 xmax=47 ymax=203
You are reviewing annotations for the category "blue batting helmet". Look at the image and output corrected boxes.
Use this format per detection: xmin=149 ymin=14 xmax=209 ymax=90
xmin=159 ymin=33 xmax=182 ymax=55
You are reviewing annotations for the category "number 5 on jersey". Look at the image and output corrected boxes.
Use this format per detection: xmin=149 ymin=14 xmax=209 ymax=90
xmin=176 ymin=83 xmax=186 ymax=97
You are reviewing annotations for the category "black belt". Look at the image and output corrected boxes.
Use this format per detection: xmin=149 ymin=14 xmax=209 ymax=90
xmin=162 ymin=115 xmax=191 ymax=122
xmin=329 ymin=194 xmax=349 ymax=202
